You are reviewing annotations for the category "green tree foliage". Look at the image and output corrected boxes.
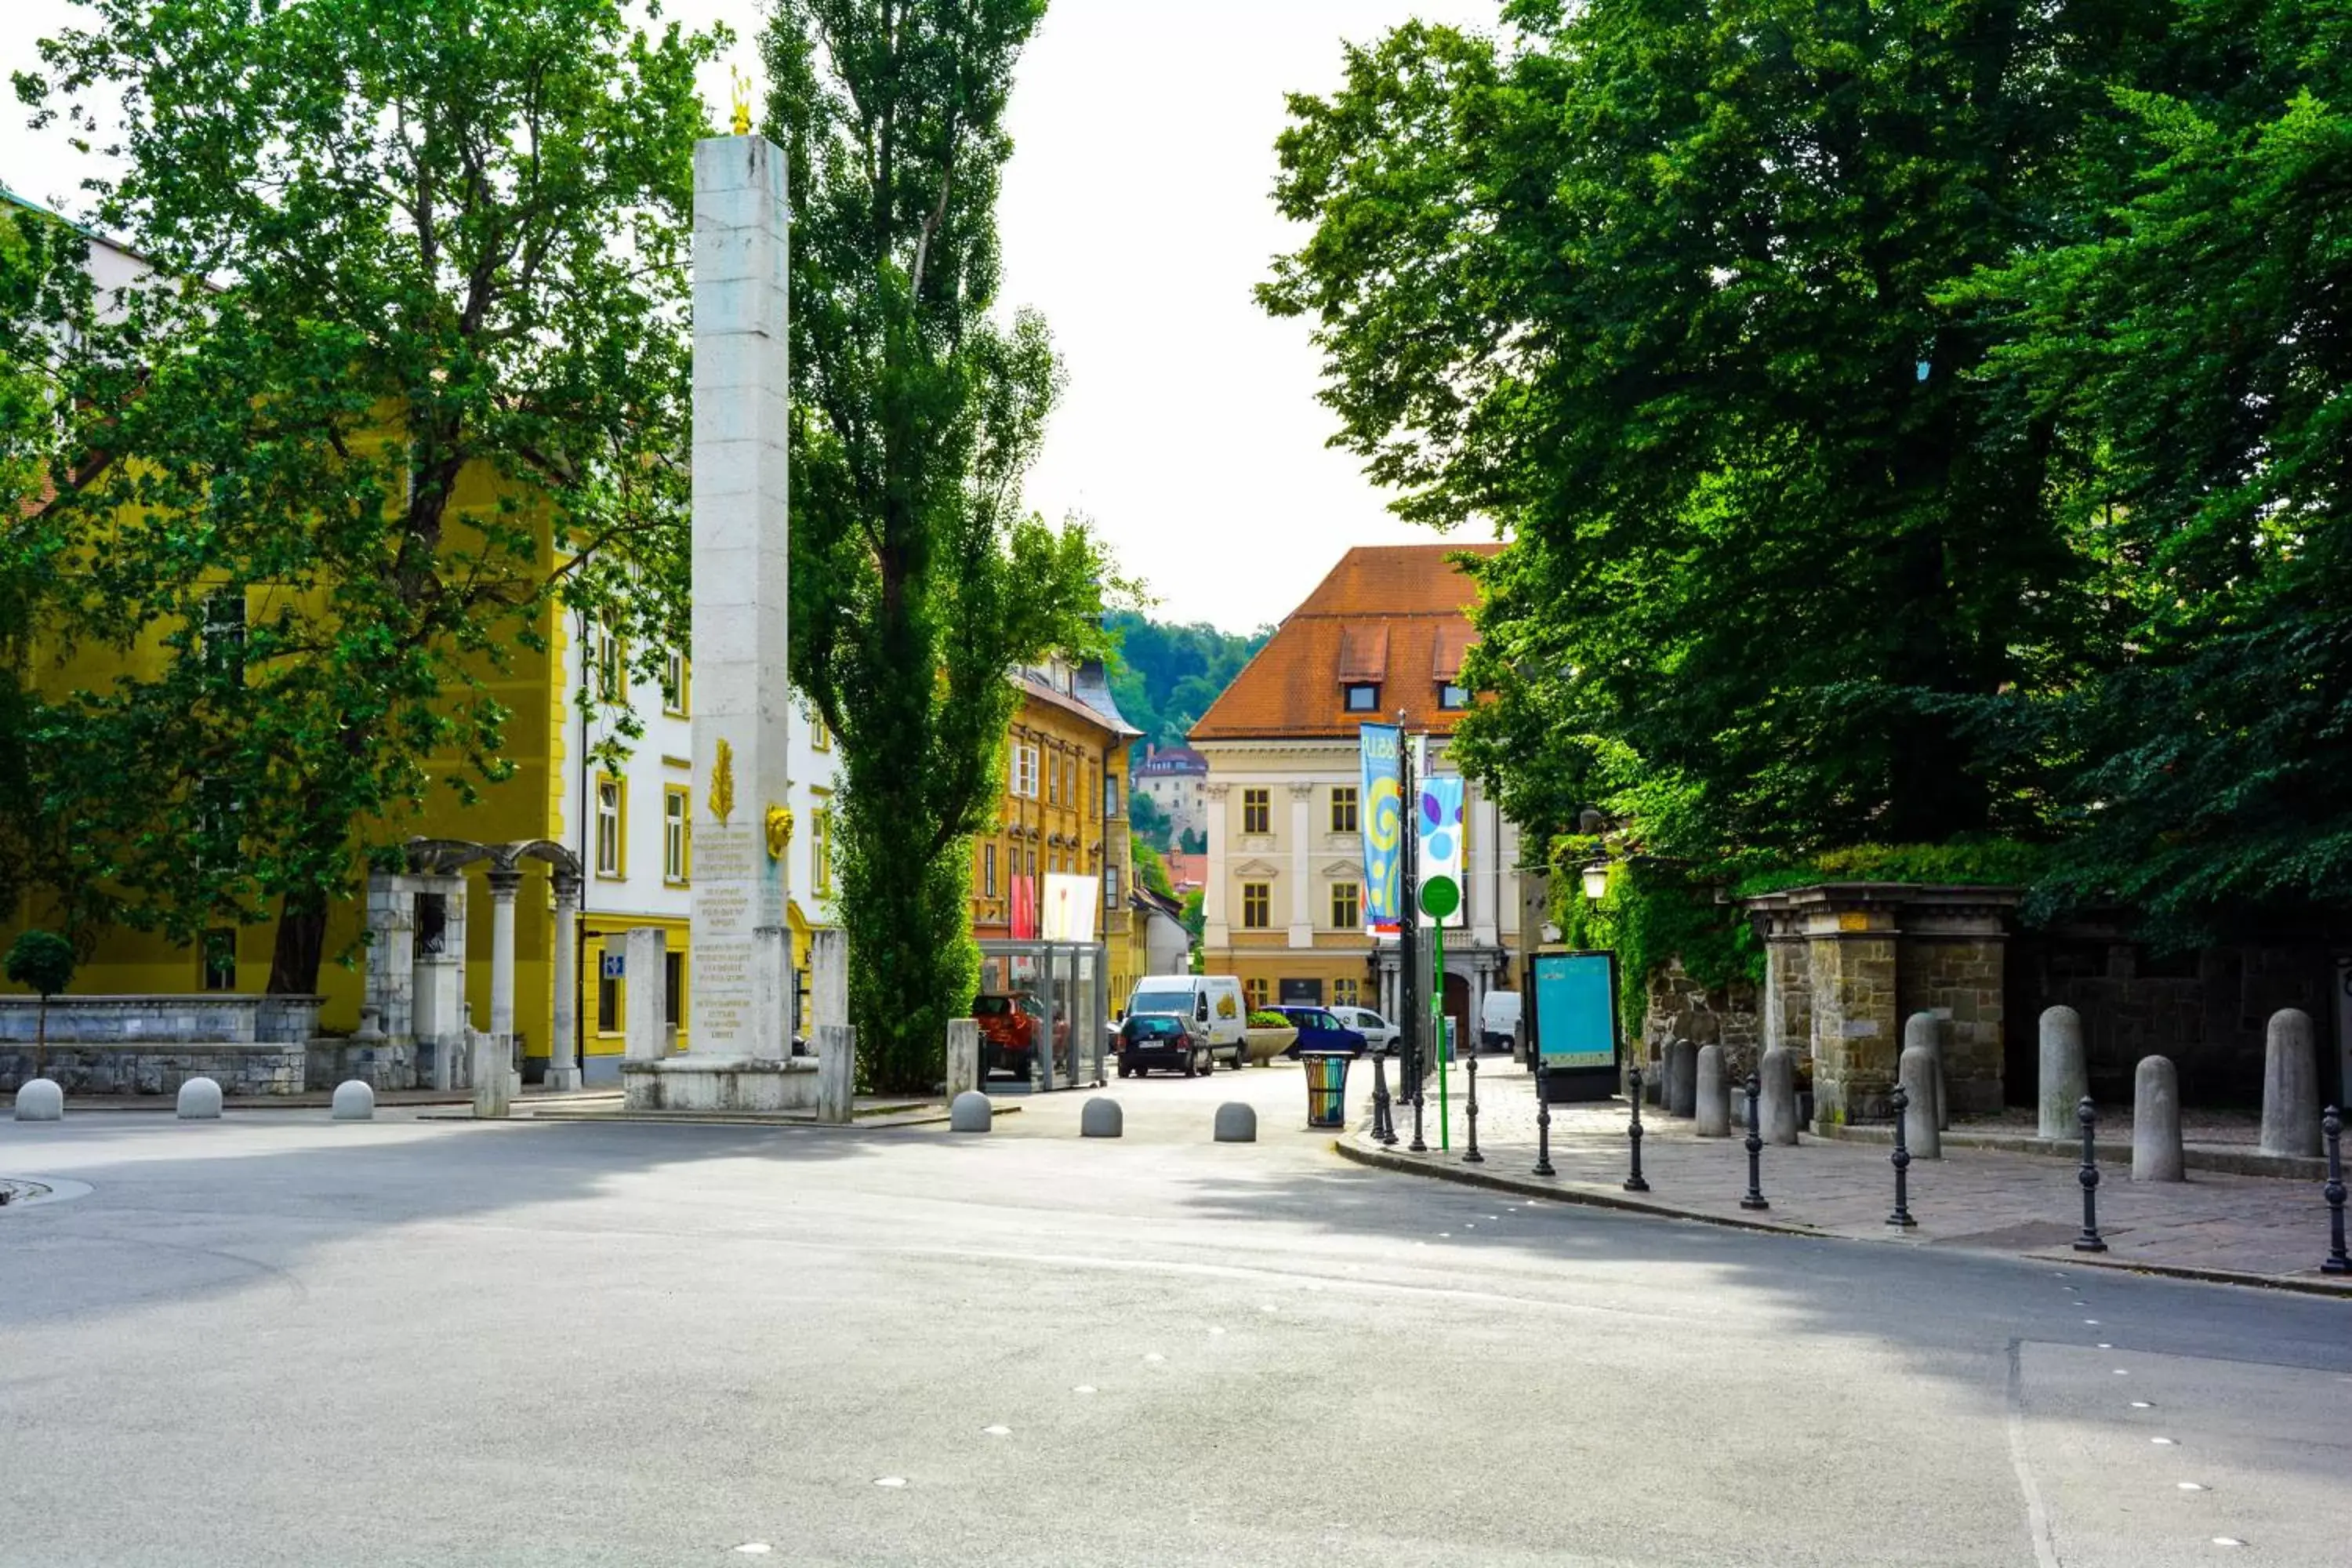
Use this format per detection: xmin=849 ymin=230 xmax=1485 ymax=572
xmin=1126 ymin=786 xmax=1172 ymax=852
xmin=762 ymin=0 xmax=1118 ymax=1093
xmin=1131 ymin=839 xmax=1174 ymax=900
xmin=1265 ymin=0 xmax=2351 ymax=945
xmin=14 ymin=0 xmax=717 ymax=987
xmin=1103 ymin=610 xmax=1269 ymax=753
xmin=4 ymin=927 xmax=76 ymax=1073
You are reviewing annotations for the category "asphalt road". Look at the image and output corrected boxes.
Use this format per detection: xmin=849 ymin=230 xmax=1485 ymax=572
xmin=3 ymin=1064 xmax=2347 ymax=1567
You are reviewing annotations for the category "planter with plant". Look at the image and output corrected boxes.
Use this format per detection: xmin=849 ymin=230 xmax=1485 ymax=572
xmin=1242 ymin=1010 xmax=1298 ymax=1066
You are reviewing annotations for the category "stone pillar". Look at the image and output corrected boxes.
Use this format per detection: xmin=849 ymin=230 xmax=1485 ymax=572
xmin=624 ymin=927 xmax=671 ymax=1062
xmin=546 ymin=870 xmax=582 ymax=1091
xmin=814 ymin=1022 xmax=855 ymax=1124
xmin=362 ymin=874 xmax=416 ymax=1085
xmin=486 ymin=867 xmax=521 ymax=1098
xmin=1694 ymin=1044 xmax=1730 ymax=1138
xmin=1758 ymin=910 xmax=1813 ymax=1063
xmin=1759 ymin=1046 xmax=1799 ymax=1145
xmin=1202 ymin=782 xmax=1231 ymax=947
xmin=471 ymin=1027 xmax=509 ymax=1119
xmin=1899 ymin=1044 xmax=1941 ymax=1159
xmin=1665 ymin=1038 xmax=1697 ymax=1118
xmin=1902 ymin=1011 xmax=1945 ymax=1134
xmin=1895 ymin=895 xmax=2019 ymax=1116
xmin=1287 ymin=782 xmax=1315 ymax=947
xmin=944 ymin=1018 xmax=980 ymax=1100
xmin=2038 ymin=1005 xmax=2086 ymax=1141
xmin=811 ymin=927 xmax=848 ymax=1033
xmin=688 ymin=132 xmax=793 ymax=1063
xmin=1804 ymin=898 xmax=1901 ymax=1125
xmin=2260 ymin=1007 xmax=2321 ymax=1157
xmin=2132 ymin=1055 xmax=2185 ymax=1181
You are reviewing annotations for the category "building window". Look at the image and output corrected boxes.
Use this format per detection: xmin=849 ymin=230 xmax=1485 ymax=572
xmin=1330 ymin=786 xmax=1358 ymax=835
xmin=1242 ymin=881 xmax=1271 ymax=929
xmin=201 ymin=587 xmax=246 ymax=679
xmin=1334 ymin=978 xmax=1360 ymax=1007
xmin=595 ymin=624 xmax=624 ymax=701
xmin=1344 ymin=682 xmax=1380 ymax=712
xmin=1245 ymin=977 xmax=1270 ymax=1010
xmin=595 ymin=774 xmax=625 ymax=877
xmin=1330 ymin=881 xmax=1360 ymax=930
xmin=597 ymin=953 xmax=619 ymax=1033
xmin=199 ymin=928 xmax=238 ymax=991
xmin=1106 ymin=864 xmax=1122 ymax=902
xmin=1241 ymin=787 xmax=1270 ymax=834
xmin=811 ymin=801 xmax=833 ymax=895
xmin=662 ymin=649 xmax=688 ymax=715
xmin=1011 ymin=742 xmax=1040 ymax=799
xmin=662 ymin=786 xmax=691 ymax=885
xmin=1047 ymin=750 xmax=1060 ymax=805
xmin=1439 ymin=682 xmax=1469 ymax=710
xmin=811 ymin=710 xmax=831 ymax=752
xmin=665 ymin=949 xmax=684 ymax=1029
xmin=983 ymin=842 xmax=998 ymax=898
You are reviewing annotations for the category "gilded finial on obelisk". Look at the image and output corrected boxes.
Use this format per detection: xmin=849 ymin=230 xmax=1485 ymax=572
xmin=730 ymin=66 xmax=753 ymax=136
xmin=710 ymin=736 xmax=736 ymax=824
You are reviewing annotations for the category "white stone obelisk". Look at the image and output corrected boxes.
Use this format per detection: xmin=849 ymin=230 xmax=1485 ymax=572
xmin=688 ymin=134 xmax=791 ymax=1063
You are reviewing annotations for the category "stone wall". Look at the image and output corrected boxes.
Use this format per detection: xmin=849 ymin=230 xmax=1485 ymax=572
xmin=2 ymin=1041 xmax=307 ymax=1096
xmin=0 ymin=994 xmax=323 ymax=1096
xmin=1808 ymin=918 xmax=1901 ymax=1126
xmin=1898 ymin=927 xmax=2009 ymax=1115
xmin=1641 ymin=958 xmax=1761 ymax=1079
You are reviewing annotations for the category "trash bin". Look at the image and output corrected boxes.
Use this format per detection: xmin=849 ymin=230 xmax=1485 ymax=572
xmin=1301 ymin=1050 xmax=1352 ymax=1129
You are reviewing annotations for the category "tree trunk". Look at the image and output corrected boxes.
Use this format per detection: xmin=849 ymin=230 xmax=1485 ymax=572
xmin=33 ymin=996 xmax=45 ymax=1078
xmin=268 ymin=895 xmax=328 ymax=996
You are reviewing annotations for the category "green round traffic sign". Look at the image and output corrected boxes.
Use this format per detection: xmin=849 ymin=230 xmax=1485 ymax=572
xmin=1421 ymin=874 xmax=1460 ymax=919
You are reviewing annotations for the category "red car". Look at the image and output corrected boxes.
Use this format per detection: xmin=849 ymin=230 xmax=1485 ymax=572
xmin=972 ymin=992 xmax=1070 ymax=1079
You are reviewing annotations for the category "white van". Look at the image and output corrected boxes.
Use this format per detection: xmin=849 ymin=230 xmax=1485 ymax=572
xmin=1479 ymin=990 xmax=1523 ymax=1054
xmin=1125 ymin=974 xmax=1248 ymax=1070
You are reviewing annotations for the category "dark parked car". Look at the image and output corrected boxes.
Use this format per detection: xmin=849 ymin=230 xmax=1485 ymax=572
xmin=1272 ymin=1005 xmax=1368 ymax=1059
xmin=1116 ymin=1012 xmax=1211 ymax=1078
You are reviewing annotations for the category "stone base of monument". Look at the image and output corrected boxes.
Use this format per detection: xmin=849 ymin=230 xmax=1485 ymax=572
xmin=621 ymin=1057 xmax=819 ymax=1113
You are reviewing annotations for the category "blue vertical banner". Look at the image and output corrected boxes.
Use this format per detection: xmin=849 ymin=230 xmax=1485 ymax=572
xmin=1416 ymin=776 xmax=1465 ymax=927
xmin=1358 ymin=724 xmax=1403 ymax=929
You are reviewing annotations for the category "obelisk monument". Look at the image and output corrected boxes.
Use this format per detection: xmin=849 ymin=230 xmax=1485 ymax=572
xmin=688 ymin=132 xmax=792 ymax=1066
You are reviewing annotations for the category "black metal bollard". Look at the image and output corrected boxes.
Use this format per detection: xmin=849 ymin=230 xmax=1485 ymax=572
xmin=1370 ymin=1050 xmax=1396 ymax=1145
xmin=1408 ymin=1046 xmax=1428 ymax=1153
xmin=1463 ymin=1051 xmax=1484 ymax=1163
xmin=1624 ymin=1065 xmax=1650 ymax=1192
xmin=2322 ymin=1106 xmax=2348 ymax=1276
xmin=2073 ymin=1095 xmax=2107 ymax=1253
xmin=1887 ymin=1082 xmax=1917 ymax=1229
xmin=1740 ymin=1072 xmax=1770 ymax=1210
xmin=1534 ymin=1056 xmax=1556 ymax=1178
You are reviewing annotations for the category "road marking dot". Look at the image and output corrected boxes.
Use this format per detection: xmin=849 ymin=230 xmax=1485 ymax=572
xmin=2114 ymin=1369 xmax=2130 ymax=1375
xmin=2177 ymin=1482 xmax=2206 ymax=1492
xmin=1143 ymin=1352 xmax=1164 ymax=1363
xmin=2151 ymin=1437 xmax=2176 ymax=1446
xmin=1073 ymin=1385 xmax=1096 ymax=1395
xmin=2212 ymin=1539 xmax=2245 ymax=1548
xmin=1208 ymin=1326 xmax=1225 ymax=1336
xmin=982 ymin=1425 xmax=1011 ymax=1436
xmin=875 ymin=1477 xmax=906 ymax=1488
xmin=2098 ymin=1343 xmax=2114 ymax=1349
xmin=735 ymin=1547 xmax=772 ymax=1556
xmin=2130 ymin=1401 xmax=2153 ymax=1409
xmin=1261 ymin=1304 xmax=1279 ymax=1313
xmin=1465 ymin=1224 xmax=1476 ymax=1229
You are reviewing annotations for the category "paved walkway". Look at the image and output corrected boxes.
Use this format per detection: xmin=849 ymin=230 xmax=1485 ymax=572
xmin=1344 ymin=1056 xmax=2352 ymax=1295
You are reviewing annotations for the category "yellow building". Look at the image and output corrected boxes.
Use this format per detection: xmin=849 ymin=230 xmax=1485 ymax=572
xmin=968 ymin=657 xmax=1142 ymax=1004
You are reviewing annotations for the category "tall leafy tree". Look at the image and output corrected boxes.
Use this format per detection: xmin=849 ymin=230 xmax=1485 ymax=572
xmin=762 ymin=0 xmax=1116 ymax=1091
xmin=1261 ymin=1 xmax=2158 ymax=863
xmin=14 ymin=0 xmax=717 ymax=987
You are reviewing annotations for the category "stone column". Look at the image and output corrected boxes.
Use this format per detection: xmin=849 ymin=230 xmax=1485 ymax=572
xmin=811 ymin=927 xmax=848 ymax=1033
xmin=1287 ymin=782 xmax=1315 ymax=947
xmin=2260 ymin=1007 xmax=2321 ymax=1157
xmin=486 ymin=865 xmax=521 ymax=1070
xmin=1802 ymin=894 xmax=1901 ymax=1125
xmin=688 ymin=132 xmax=793 ymax=1063
xmin=624 ymin=927 xmax=671 ymax=1062
xmin=546 ymin=869 xmax=581 ymax=1091
xmin=1202 ymin=782 xmax=1231 ymax=947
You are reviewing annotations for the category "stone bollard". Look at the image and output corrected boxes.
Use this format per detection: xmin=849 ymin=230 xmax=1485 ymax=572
xmin=815 ymin=1024 xmax=856 ymax=1125
xmin=1214 ymin=1102 xmax=1257 ymax=1143
xmin=331 ymin=1080 xmax=376 ymax=1121
xmin=944 ymin=1018 xmax=981 ymax=1102
xmin=176 ymin=1076 xmax=224 ymax=1120
xmin=1080 ymin=1098 xmax=1123 ymax=1138
xmin=1898 ymin=1046 xmax=1940 ymax=1160
xmin=13 ymin=1077 xmax=63 ymax=1122
xmin=1904 ymin=1011 xmax=1947 ymax=1132
xmin=1759 ymin=1046 xmax=1798 ymax=1145
xmin=1665 ymin=1039 xmax=1697 ymax=1119
xmin=2132 ymin=1055 xmax=2184 ymax=1182
xmin=949 ymin=1090 xmax=993 ymax=1133
xmin=2259 ymin=1007 xmax=2321 ymax=1158
xmin=471 ymin=1027 xmax=510 ymax=1119
xmin=2038 ymin=1006 xmax=2086 ymax=1141
xmin=1694 ymin=1044 xmax=1730 ymax=1138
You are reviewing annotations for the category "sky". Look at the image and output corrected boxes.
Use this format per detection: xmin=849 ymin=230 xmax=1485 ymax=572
xmin=0 ymin=0 xmax=1502 ymax=633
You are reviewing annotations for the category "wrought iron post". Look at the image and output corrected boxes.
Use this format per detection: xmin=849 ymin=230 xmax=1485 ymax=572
xmin=1534 ymin=1055 xmax=1556 ymax=1178
xmin=2322 ymin=1105 xmax=2348 ymax=1276
xmin=1624 ymin=1064 xmax=1650 ymax=1192
xmin=1370 ymin=1049 xmax=1396 ymax=1145
xmin=1408 ymin=1050 xmax=1428 ymax=1152
xmin=1462 ymin=1051 xmax=1483 ymax=1163
xmin=1887 ymin=1082 xmax=1916 ymax=1229
xmin=2073 ymin=1094 xmax=2107 ymax=1253
xmin=1740 ymin=1071 xmax=1769 ymax=1210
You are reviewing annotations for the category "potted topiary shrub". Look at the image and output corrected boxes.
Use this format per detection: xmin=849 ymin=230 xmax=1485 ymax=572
xmin=1243 ymin=1008 xmax=1297 ymax=1066
xmin=5 ymin=929 xmax=77 ymax=1080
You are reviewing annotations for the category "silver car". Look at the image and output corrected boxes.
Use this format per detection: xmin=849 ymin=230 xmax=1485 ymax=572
xmin=1331 ymin=1005 xmax=1399 ymax=1054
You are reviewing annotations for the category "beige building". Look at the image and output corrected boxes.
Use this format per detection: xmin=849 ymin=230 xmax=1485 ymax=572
xmin=1189 ymin=544 xmax=1538 ymax=1045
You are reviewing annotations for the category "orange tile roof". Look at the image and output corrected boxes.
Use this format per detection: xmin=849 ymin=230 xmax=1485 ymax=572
xmin=1189 ymin=543 xmax=1500 ymax=741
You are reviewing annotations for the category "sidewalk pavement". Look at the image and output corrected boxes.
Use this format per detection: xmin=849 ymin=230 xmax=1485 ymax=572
xmin=1341 ymin=1055 xmax=2351 ymax=1297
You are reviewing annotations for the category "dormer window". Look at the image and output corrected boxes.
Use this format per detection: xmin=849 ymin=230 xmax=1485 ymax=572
xmin=1438 ymin=682 xmax=1469 ymax=710
xmin=1344 ymin=683 xmax=1381 ymax=712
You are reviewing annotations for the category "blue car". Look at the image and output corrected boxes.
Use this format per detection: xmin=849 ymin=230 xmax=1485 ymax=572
xmin=1273 ymin=1004 xmax=1368 ymax=1059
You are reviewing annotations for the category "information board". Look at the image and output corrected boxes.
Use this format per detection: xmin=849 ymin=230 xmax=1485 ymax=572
xmin=1532 ymin=951 xmax=1618 ymax=1070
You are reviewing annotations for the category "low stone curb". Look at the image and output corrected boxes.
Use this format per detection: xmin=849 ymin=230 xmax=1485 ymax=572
xmin=518 ymin=1101 xmax=1022 ymax=1131
xmin=1334 ymin=1129 xmax=2352 ymax=1300
xmin=1809 ymin=1120 xmax=2325 ymax=1182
